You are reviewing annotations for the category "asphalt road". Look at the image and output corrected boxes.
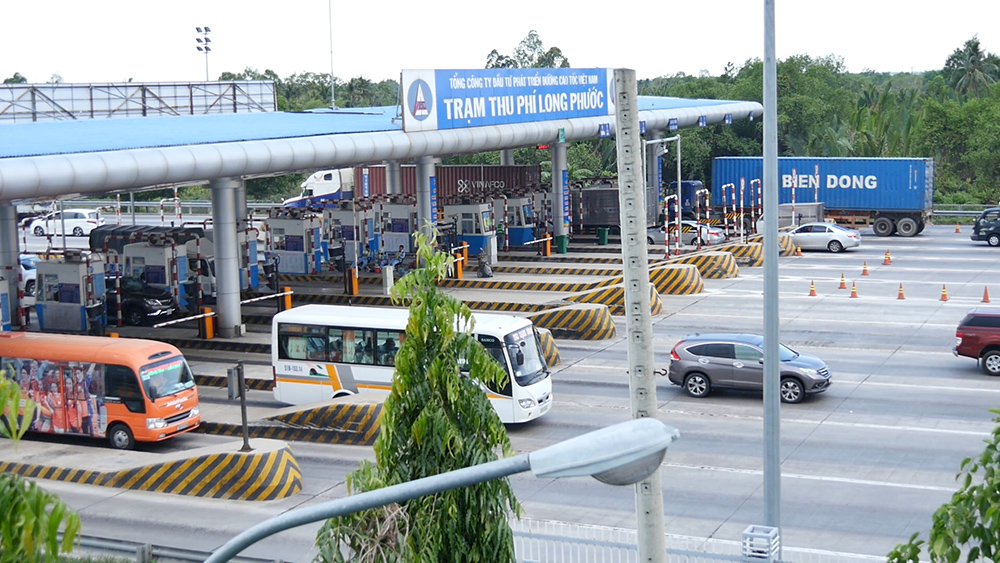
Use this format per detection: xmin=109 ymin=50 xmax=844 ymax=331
xmin=12 ymin=224 xmax=1000 ymax=561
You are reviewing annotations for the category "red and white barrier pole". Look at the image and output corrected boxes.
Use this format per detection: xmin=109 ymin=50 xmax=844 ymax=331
xmin=791 ymin=167 xmax=798 ymax=227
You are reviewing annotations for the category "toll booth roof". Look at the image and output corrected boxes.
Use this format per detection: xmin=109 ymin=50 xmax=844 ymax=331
xmin=0 ymin=97 xmax=743 ymax=160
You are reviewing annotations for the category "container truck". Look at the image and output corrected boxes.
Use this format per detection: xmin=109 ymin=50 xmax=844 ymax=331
xmin=709 ymin=157 xmax=935 ymax=237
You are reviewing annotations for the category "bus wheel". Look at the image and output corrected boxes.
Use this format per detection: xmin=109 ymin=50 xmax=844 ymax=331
xmin=108 ymin=423 xmax=135 ymax=450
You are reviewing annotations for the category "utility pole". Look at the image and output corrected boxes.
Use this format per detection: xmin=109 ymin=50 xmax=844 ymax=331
xmin=614 ymin=68 xmax=667 ymax=563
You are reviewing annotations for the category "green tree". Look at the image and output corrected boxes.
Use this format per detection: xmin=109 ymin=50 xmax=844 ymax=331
xmin=3 ymin=72 xmax=28 ymax=84
xmin=486 ymin=31 xmax=570 ymax=69
xmin=945 ymin=36 xmax=1000 ymax=99
xmin=0 ymin=377 xmax=80 ymax=563
xmin=315 ymin=231 xmax=519 ymax=562
xmin=888 ymin=408 xmax=1000 ymax=562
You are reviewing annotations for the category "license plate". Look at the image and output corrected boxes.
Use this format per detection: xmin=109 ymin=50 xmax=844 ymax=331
xmin=176 ymin=422 xmax=188 ymax=431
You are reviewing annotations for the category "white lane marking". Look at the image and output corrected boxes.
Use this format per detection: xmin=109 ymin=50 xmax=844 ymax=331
xmin=669 ymin=312 xmax=960 ymax=329
xmin=662 ymin=462 xmax=955 ymax=492
xmin=863 ymin=381 xmax=1000 ymax=394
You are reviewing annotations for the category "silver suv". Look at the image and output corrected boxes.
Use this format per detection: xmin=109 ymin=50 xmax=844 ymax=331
xmin=667 ymin=333 xmax=832 ymax=403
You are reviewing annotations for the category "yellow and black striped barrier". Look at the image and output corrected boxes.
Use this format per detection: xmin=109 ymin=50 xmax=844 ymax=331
xmin=0 ymin=441 xmax=302 ymax=501
xmin=462 ymin=301 xmax=553 ymax=314
xmin=196 ymin=420 xmax=378 ymax=446
xmin=665 ymin=252 xmax=739 ymax=279
xmin=713 ymin=242 xmax=764 ymax=267
xmin=566 ymin=280 xmax=667 ymax=312
xmin=270 ymin=402 xmax=381 ymax=441
xmin=492 ymin=265 xmax=622 ymax=277
xmin=536 ymin=327 xmax=561 ymax=366
xmin=602 ymin=284 xmax=664 ymax=317
xmin=745 ymin=233 xmax=796 ymax=256
xmin=194 ymin=374 xmax=273 ymax=392
xmin=528 ymin=304 xmax=617 ymax=340
xmin=436 ymin=277 xmax=617 ymax=293
xmin=647 ymin=264 xmax=705 ymax=295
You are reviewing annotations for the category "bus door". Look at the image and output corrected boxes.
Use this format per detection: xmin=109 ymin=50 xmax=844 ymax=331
xmin=476 ymin=334 xmax=514 ymax=423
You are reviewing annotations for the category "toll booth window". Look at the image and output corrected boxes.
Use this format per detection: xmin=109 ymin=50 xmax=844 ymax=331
xmin=481 ymin=211 xmax=494 ymax=233
xmin=375 ymin=331 xmax=404 ymax=367
xmin=41 ymin=274 xmax=60 ymax=302
xmin=272 ymin=228 xmax=286 ymax=250
xmin=462 ymin=213 xmax=474 ymax=235
xmin=523 ymin=205 xmax=533 ymax=224
xmin=105 ymin=364 xmax=145 ymax=413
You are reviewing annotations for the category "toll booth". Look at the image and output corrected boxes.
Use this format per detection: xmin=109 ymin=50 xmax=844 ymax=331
xmin=264 ymin=208 xmax=323 ymax=275
xmin=494 ymin=196 xmax=535 ymax=247
xmin=0 ymin=277 xmax=9 ymax=331
xmin=35 ymin=251 xmax=106 ymax=333
xmin=375 ymin=201 xmax=417 ymax=255
xmin=323 ymin=203 xmax=375 ymax=269
xmin=441 ymin=203 xmax=497 ymax=265
xmin=122 ymin=234 xmax=189 ymax=309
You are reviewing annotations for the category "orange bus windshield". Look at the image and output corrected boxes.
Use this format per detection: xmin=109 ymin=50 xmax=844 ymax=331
xmin=139 ymin=356 xmax=195 ymax=401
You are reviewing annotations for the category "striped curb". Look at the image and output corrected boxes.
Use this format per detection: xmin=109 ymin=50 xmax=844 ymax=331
xmin=745 ymin=233 xmax=796 ymax=256
xmin=607 ymin=283 xmax=664 ymax=317
xmin=0 ymin=445 xmax=302 ymax=501
xmin=270 ymin=402 xmax=381 ymax=439
xmin=528 ymin=304 xmax=617 ymax=340
xmin=194 ymin=374 xmax=273 ymax=392
xmin=435 ymin=277 xmax=618 ymax=293
xmin=648 ymin=264 xmax=705 ymax=295
xmin=195 ymin=421 xmax=378 ymax=446
xmin=712 ymin=242 xmax=764 ymax=267
xmin=663 ymin=252 xmax=739 ymax=279
xmin=536 ymin=327 xmax=561 ymax=366
xmin=493 ymin=265 xmax=623 ymax=277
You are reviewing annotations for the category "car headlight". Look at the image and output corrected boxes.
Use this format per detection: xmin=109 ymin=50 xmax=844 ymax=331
xmin=144 ymin=298 xmax=162 ymax=307
xmin=800 ymin=368 xmax=819 ymax=376
xmin=518 ymin=398 xmax=537 ymax=409
xmin=190 ymin=406 xmax=200 ymax=417
xmin=147 ymin=418 xmax=167 ymax=429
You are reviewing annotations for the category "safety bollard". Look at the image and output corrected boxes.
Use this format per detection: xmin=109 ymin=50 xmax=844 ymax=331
xmin=280 ymin=286 xmax=293 ymax=311
xmin=199 ymin=307 xmax=215 ymax=340
xmin=543 ymin=235 xmax=552 ymax=257
xmin=345 ymin=268 xmax=359 ymax=295
xmin=453 ymin=253 xmax=463 ymax=279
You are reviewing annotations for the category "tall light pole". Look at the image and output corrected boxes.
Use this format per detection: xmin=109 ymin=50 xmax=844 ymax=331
xmin=204 ymin=418 xmax=680 ymax=563
xmin=328 ymin=0 xmax=336 ymax=108
xmin=196 ymin=26 xmax=212 ymax=82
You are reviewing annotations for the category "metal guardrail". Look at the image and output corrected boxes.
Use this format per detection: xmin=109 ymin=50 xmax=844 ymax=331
xmin=67 ymin=533 xmax=283 ymax=563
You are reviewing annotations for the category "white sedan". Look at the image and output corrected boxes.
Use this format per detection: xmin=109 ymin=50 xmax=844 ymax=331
xmin=647 ymin=221 xmax=725 ymax=247
xmin=788 ymin=222 xmax=861 ymax=253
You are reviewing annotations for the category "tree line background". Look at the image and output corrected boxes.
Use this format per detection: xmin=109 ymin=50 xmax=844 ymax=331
xmin=5 ymin=32 xmax=999 ymax=206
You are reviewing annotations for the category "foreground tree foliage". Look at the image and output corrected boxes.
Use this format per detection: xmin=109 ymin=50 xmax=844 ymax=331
xmin=315 ymin=231 xmax=519 ymax=562
xmin=0 ymin=378 xmax=81 ymax=563
xmin=888 ymin=408 xmax=1000 ymax=562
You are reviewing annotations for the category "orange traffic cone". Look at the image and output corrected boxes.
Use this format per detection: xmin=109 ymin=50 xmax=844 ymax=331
xmin=861 ymin=261 xmax=869 ymax=276
xmin=940 ymin=284 xmax=949 ymax=302
xmin=984 ymin=286 xmax=992 ymax=304
xmin=795 ymin=245 xmax=802 ymax=257
xmin=809 ymin=281 xmax=817 ymax=297
xmin=883 ymin=250 xmax=892 ymax=265
xmin=897 ymin=283 xmax=906 ymax=300
xmin=955 ymin=222 xmax=962 ymax=233
xmin=850 ymin=282 xmax=859 ymax=298
xmin=839 ymin=274 xmax=847 ymax=290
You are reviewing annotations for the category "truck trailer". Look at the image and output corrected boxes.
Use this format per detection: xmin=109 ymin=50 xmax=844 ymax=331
xmin=710 ymin=157 xmax=935 ymax=237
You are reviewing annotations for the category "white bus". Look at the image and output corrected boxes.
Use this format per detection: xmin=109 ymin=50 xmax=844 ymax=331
xmin=271 ymin=304 xmax=553 ymax=423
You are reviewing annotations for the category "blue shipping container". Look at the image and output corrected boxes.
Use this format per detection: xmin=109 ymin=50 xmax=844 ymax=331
xmin=711 ymin=157 xmax=934 ymax=213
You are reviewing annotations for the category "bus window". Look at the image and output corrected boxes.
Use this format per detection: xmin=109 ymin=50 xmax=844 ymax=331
xmin=476 ymin=334 xmax=512 ymax=396
xmin=278 ymin=324 xmax=328 ymax=361
xmin=105 ymin=364 xmax=145 ymax=414
xmin=349 ymin=330 xmax=375 ymax=365
xmin=505 ymin=327 xmax=547 ymax=385
xmin=139 ymin=356 xmax=194 ymax=401
xmin=328 ymin=328 xmax=345 ymax=362
xmin=376 ymin=330 xmax=403 ymax=367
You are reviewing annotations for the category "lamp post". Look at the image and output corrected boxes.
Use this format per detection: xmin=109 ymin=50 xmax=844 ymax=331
xmin=195 ymin=26 xmax=212 ymax=82
xmin=205 ymin=418 xmax=680 ymax=563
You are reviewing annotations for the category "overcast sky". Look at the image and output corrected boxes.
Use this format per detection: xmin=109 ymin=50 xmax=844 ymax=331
xmin=3 ymin=1 xmax=997 ymax=85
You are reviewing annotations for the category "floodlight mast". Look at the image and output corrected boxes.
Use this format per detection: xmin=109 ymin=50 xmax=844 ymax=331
xmin=195 ymin=27 xmax=211 ymax=82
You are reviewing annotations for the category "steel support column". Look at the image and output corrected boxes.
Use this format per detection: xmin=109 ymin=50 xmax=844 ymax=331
xmin=500 ymin=149 xmax=515 ymax=166
xmin=385 ymin=161 xmax=403 ymax=195
xmin=645 ymin=129 xmax=664 ymax=225
xmin=550 ymin=142 xmax=568 ymax=241
xmin=209 ymin=177 xmax=244 ymax=338
xmin=415 ymin=156 xmax=436 ymax=241
xmin=0 ymin=204 xmax=22 ymax=327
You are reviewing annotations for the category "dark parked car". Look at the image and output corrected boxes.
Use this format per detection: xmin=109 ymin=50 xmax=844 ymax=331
xmin=667 ymin=333 xmax=832 ymax=403
xmin=954 ymin=308 xmax=1000 ymax=375
xmin=106 ymin=275 xmax=177 ymax=326
xmin=971 ymin=207 xmax=1000 ymax=247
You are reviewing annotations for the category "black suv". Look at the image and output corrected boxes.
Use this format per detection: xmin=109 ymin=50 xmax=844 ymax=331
xmin=106 ymin=275 xmax=177 ymax=326
xmin=971 ymin=207 xmax=1000 ymax=247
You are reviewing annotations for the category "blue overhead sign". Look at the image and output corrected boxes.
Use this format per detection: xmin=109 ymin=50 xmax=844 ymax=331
xmin=402 ymin=68 xmax=614 ymax=132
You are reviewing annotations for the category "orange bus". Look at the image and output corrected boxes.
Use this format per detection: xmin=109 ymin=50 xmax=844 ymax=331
xmin=0 ymin=332 xmax=200 ymax=450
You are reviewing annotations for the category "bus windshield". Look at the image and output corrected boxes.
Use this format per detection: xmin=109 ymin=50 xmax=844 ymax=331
xmin=505 ymin=327 xmax=547 ymax=386
xmin=139 ymin=356 xmax=195 ymax=400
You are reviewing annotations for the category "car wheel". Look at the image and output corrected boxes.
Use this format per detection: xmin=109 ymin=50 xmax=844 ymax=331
xmin=780 ymin=377 xmax=805 ymax=403
xmin=982 ymin=351 xmax=1000 ymax=376
xmin=872 ymin=217 xmax=894 ymax=237
xmin=72 ymin=226 xmax=85 ymax=237
xmin=32 ymin=226 xmax=45 ymax=236
xmin=24 ymin=280 xmax=35 ymax=297
xmin=683 ymin=373 xmax=711 ymax=398
xmin=647 ymin=237 xmax=654 ymax=245
xmin=827 ymin=240 xmax=844 ymax=253
xmin=988 ymin=234 xmax=1000 ymax=247
xmin=107 ymin=423 xmax=135 ymax=450
xmin=124 ymin=306 xmax=145 ymax=327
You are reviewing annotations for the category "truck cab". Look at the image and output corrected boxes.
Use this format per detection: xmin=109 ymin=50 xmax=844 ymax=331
xmin=971 ymin=207 xmax=1000 ymax=247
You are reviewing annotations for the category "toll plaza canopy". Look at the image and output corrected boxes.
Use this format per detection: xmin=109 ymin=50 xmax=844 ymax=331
xmin=0 ymin=69 xmax=762 ymax=203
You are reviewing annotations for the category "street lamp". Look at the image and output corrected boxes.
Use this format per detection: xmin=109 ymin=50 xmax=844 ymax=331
xmin=205 ymin=418 xmax=680 ymax=563
xmin=195 ymin=26 xmax=212 ymax=82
